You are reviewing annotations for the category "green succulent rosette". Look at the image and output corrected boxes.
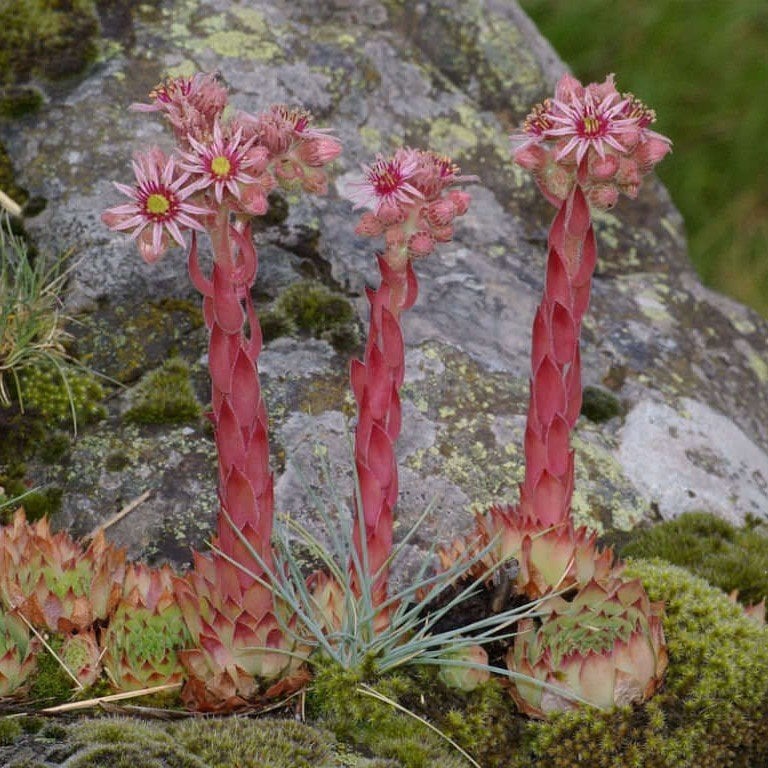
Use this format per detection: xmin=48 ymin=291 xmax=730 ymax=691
xmin=0 ymin=608 xmax=38 ymax=697
xmin=101 ymin=564 xmax=191 ymax=692
xmin=507 ymin=577 xmax=668 ymax=718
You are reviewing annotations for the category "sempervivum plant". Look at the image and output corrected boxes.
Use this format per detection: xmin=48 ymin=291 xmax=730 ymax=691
xmin=0 ymin=509 xmax=125 ymax=633
xmin=101 ymin=563 xmax=191 ymax=692
xmin=440 ymin=504 xmax=617 ymax=600
xmin=507 ymin=577 xmax=668 ymax=718
xmin=0 ymin=607 xmax=38 ymax=698
xmin=173 ymin=551 xmax=306 ymax=712
xmin=60 ymin=630 xmax=103 ymax=689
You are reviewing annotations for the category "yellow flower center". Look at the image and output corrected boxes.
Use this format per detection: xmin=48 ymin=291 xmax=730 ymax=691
xmin=581 ymin=116 xmax=603 ymax=137
xmin=211 ymin=155 xmax=232 ymax=177
xmin=146 ymin=193 xmax=171 ymax=216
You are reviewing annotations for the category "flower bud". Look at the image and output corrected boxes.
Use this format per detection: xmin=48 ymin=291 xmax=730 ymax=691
xmin=377 ymin=200 xmax=406 ymax=226
xmin=298 ymin=137 xmax=342 ymax=167
xmin=513 ymin=143 xmax=548 ymax=172
xmin=426 ymin=198 xmax=456 ymax=228
xmin=239 ymin=185 xmax=269 ymax=216
xmin=243 ymin=144 xmax=270 ymax=174
xmin=636 ymin=136 xmax=672 ymax=171
xmin=589 ymin=153 xmax=619 ymax=181
xmin=448 ymin=189 xmax=471 ymax=216
xmin=439 ymin=644 xmax=490 ymax=691
xmin=355 ymin=212 xmax=385 ymax=237
xmin=407 ymin=230 xmax=435 ymax=258
xmin=587 ymin=184 xmax=619 ymax=210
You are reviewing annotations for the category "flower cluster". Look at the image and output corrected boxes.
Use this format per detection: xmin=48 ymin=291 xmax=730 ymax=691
xmin=103 ymin=73 xmax=341 ymax=263
xmin=350 ymin=147 xmax=472 ymax=268
xmin=511 ymin=73 xmax=671 ymax=208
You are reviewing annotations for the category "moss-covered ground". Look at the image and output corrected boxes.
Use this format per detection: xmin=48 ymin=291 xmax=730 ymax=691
xmin=611 ymin=510 xmax=768 ymax=606
xmin=0 ymin=0 xmax=100 ymax=86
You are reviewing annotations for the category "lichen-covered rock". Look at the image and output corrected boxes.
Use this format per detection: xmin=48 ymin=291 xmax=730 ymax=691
xmin=1 ymin=0 xmax=767 ymax=571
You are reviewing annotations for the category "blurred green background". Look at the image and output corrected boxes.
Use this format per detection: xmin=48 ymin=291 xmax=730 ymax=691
xmin=520 ymin=0 xmax=768 ymax=317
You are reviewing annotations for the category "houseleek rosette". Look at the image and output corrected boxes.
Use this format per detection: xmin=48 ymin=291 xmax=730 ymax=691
xmin=101 ymin=563 xmax=191 ymax=691
xmin=0 ymin=509 xmax=125 ymax=633
xmin=441 ymin=504 xmax=618 ymax=601
xmin=173 ymin=551 xmax=307 ymax=712
xmin=0 ymin=608 xmax=38 ymax=697
xmin=507 ymin=577 xmax=668 ymax=718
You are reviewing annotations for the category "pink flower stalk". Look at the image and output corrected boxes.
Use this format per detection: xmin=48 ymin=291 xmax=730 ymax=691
xmin=511 ymin=74 xmax=670 ymax=530
xmin=348 ymin=148 xmax=472 ymax=605
xmin=102 ymin=148 xmax=209 ymax=264
xmin=104 ymin=74 xmax=340 ymax=707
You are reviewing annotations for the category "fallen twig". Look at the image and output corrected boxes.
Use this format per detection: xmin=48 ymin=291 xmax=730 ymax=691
xmin=40 ymin=683 xmax=182 ymax=714
xmin=88 ymin=489 xmax=152 ymax=538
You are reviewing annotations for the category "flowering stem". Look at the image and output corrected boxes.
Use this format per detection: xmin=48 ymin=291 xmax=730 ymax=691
xmin=189 ymin=220 xmax=273 ymax=586
xmin=520 ymin=184 xmax=596 ymax=528
xmin=350 ymin=255 xmax=418 ymax=605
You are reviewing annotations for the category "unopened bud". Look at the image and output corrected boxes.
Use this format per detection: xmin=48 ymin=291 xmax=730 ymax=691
xmin=407 ymin=230 xmax=435 ymax=258
xmin=298 ymin=137 xmax=342 ymax=167
xmin=587 ymin=184 xmax=619 ymax=210
xmin=448 ymin=189 xmax=471 ymax=216
xmin=426 ymin=198 xmax=456 ymax=228
xmin=377 ymin=200 xmax=406 ymax=226
xmin=589 ymin=153 xmax=619 ymax=181
xmin=355 ymin=212 xmax=384 ymax=237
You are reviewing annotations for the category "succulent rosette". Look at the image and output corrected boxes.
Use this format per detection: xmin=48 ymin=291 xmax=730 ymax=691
xmin=173 ymin=552 xmax=306 ymax=711
xmin=0 ymin=608 xmax=39 ymax=698
xmin=101 ymin=564 xmax=191 ymax=691
xmin=440 ymin=505 xmax=617 ymax=601
xmin=60 ymin=630 xmax=103 ymax=689
xmin=0 ymin=509 xmax=125 ymax=633
xmin=507 ymin=577 xmax=668 ymax=718
xmin=438 ymin=644 xmax=491 ymax=692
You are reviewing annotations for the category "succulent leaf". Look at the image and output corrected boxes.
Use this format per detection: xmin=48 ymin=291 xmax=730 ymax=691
xmin=0 ymin=608 xmax=38 ymax=697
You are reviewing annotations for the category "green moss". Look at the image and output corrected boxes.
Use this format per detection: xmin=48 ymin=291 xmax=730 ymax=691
xmin=266 ymin=281 xmax=359 ymax=353
xmin=0 ymin=85 xmax=44 ymax=119
xmin=261 ymin=309 xmax=298 ymax=342
xmin=37 ymin=431 xmax=71 ymax=464
xmin=0 ymin=460 xmax=62 ymax=523
xmin=104 ymin=451 xmax=130 ymax=472
xmin=580 ymin=386 xmax=624 ymax=423
xmin=27 ymin=635 xmax=77 ymax=706
xmin=614 ymin=511 xmax=768 ymax=606
xmin=16 ymin=362 xmax=106 ymax=427
xmin=521 ymin=559 xmax=768 ymax=768
xmin=0 ymin=0 xmax=100 ymax=86
xmin=15 ymin=486 xmax=63 ymax=521
xmin=18 ymin=716 xmax=44 ymax=734
xmin=0 ymin=717 xmax=22 ymax=746
xmin=43 ymin=715 xmax=394 ymax=768
xmin=124 ymin=358 xmax=201 ymax=425
xmin=308 ymin=660 xmax=467 ymax=768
